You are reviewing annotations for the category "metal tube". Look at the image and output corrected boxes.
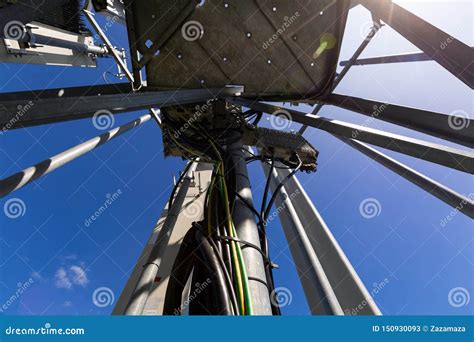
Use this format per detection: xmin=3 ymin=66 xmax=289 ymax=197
xmin=361 ymin=0 xmax=473 ymax=88
xmin=340 ymin=51 xmax=435 ymax=66
xmin=0 ymin=86 xmax=243 ymax=128
xmin=228 ymin=98 xmax=474 ymax=174
xmin=83 ymin=6 xmax=135 ymax=82
xmin=262 ymin=163 xmax=345 ymax=315
xmin=149 ymin=108 xmax=162 ymax=126
xmin=0 ymin=114 xmax=151 ymax=198
xmin=270 ymin=164 xmax=382 ymax=315
xmin=124 ymin=161 xmax=199 ymax=315
xmin=20 ymin=32 xmax=109 ymax=55
xmin=324 ymin=94 xmax=474 ymax=148
xmin=337 ymin=136 xmax=474 ymax=219
xmin=332 ymin=25 xmax=381 ymax=91
xmin=230 ymin=142 xmax=272 ymax=315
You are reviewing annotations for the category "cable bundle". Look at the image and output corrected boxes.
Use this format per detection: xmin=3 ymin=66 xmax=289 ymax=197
xmin=161 ymin=104 xmax=301 ymax=315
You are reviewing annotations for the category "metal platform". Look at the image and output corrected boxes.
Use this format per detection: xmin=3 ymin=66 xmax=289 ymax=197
xmin=125 ymin=0 xmax=350 ymax=101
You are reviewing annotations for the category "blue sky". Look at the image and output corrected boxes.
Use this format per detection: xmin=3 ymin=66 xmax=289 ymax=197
xmin=0 ymin=1 xmax=472 ymax=316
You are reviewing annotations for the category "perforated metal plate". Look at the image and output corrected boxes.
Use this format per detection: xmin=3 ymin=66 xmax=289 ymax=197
xmin=125 ymin=0 xmax=349 ymax=101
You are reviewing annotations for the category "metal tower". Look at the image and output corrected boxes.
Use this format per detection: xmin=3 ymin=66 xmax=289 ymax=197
xmin=0 ymin=0 xmax=472 ymax=316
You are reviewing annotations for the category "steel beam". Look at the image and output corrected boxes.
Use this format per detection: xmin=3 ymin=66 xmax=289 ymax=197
xmin=114 ymin=163 xmax=213 ymax=315
xmin=0 ymin=114 xmax=151 ymax=198
xmin=324 ymin=94 xmax=474 ymax=148
xmin=0 ymin=83 xmax=133 ymax=101
xmin=124 ymin=161 xmax=199 ymax=315
xmin=361 ymin=0 xmax=474 ymax=88
xmin=337 ymin=137 xmax=474 ymax=219
xmin=330 ymin=25 xmax=381 ymax=93
xmin=228 ymin=98 xmax=474 ymax=174
xmin=340 ymin=51 xmax=436 ymax=67
xmin=263 ymin=163 xmax=380 ymax=315
xmin=0 ymin=86 xmax=243 ymax=128
xmin=83 ymin=4 xmax=134 ymax=82
xmin=123 ymin=0 xmax=144 ymax=89
xmin=264 ymin=164 xmax=343 ymax=315
xmin=299 ymin=24 xmax=381 ymax=135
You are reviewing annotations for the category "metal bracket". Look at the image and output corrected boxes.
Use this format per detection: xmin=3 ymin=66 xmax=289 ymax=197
xmin=83 ymin=0 xmax=135 ymax=84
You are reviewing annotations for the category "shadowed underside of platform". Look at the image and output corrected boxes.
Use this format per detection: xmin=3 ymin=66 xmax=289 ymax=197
xmin=125 ymin=0 xmax=350 ymax=101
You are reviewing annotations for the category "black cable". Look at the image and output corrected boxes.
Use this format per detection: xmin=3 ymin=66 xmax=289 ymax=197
xmin=234 ymin=192 xmax=262 ymax=223
xmin=205 ymin=232 xmax=239 ymax=314
xmin=260 ymin=155 xmax=274 ymax=224
xmin=223 ymin=148 xmax=238 ymax=215
xmin=216 ymin=235 xmax=271 ymax=266
xmin=192 ymin=228 xmax=234 ymax=315
xmin=245 ymin=155 xmax=295 ymax=170
xmin=253 ymin=154 xmax=282 ymax=315
xmin=162 ymin=226 xmax=198 ymax=315
xmin=168 ymin=161 xmax=194 ymax=209
xmin=251 ymin=112 xmax=263 ymax=125
xmin=189 ymin=257 xmax=214 ymax=315
xmin=163 ymin=223 xmax=235 ymax=315
xmin=263 ymin=154 xmax=302 ymax=223
xmin=243 ymin=109 xmax=257 ymax=118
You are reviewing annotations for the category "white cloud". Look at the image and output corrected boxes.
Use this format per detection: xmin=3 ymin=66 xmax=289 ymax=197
xmin=54 ymin=265 xmax=89 ymax=289
xmin=70 ymin=265 xmax=89 ymax=287
xmin=31 ymin=272 xmax=43 ymax=281
xmin=55 ymin=267 xmax=72 ymax=289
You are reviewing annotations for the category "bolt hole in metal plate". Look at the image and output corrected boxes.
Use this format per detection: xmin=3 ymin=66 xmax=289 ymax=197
xmin=125 ymin=0 xmax=349 ymax=101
